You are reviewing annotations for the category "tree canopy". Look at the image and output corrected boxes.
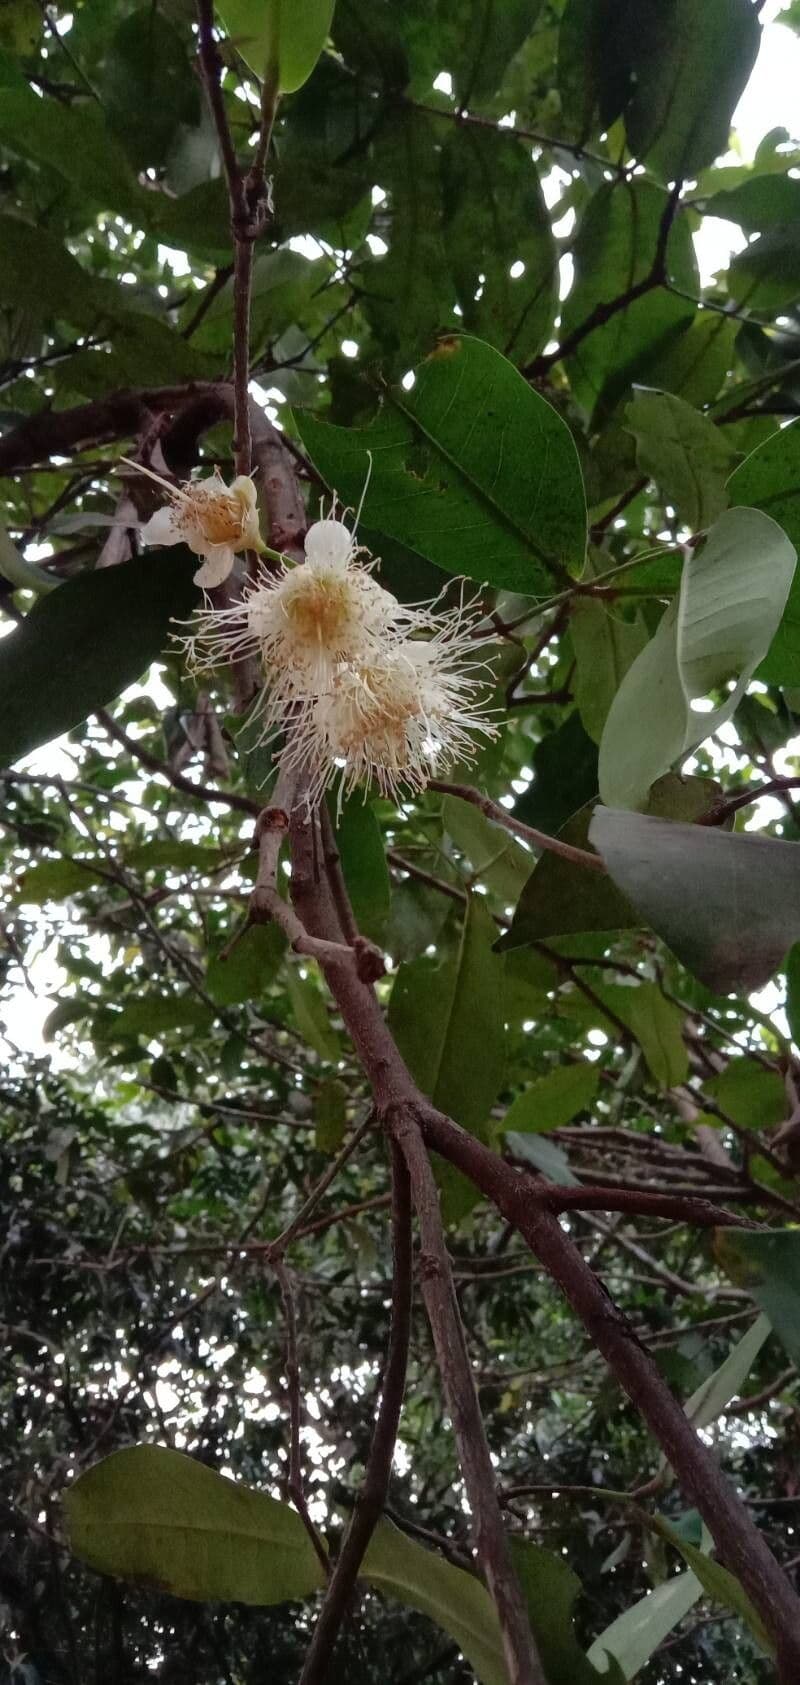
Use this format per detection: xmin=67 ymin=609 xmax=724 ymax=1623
xmin=3 ymin=2 xmax=800 ymax=1682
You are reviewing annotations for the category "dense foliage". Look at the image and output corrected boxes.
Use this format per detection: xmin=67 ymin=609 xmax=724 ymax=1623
xmin=4 ymin=2 xmax=800 ymax=1682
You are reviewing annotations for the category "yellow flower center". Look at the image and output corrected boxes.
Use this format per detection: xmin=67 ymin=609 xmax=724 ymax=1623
xmin=282 ymin=575 xmax=357 ymax=647
xmin=183 ymin=486 xmax=246 ymax=547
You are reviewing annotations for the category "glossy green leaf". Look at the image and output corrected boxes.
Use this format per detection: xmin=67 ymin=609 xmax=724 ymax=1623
xmin=501 ymin=1063 xmax=599 ymax=1134
xmin=285 ymin=968 xmax=340 ymax=1062
xmin=715 ymin=1228 xmax=800 ymax=1369
xmin=626 ymin=389 xmax=734 ymax=530
xmin=561 ymin=180 xmax=698 ymax=420
xmin=727 ymin=418 xmax=800 ymax=683
xmin=598 ymin=508 xmax=796 ymax=810
xmin=295 ymin=335 xmax=587 ymax=594
xmin=571 ymin=598 xmax=648 ymax=746
xmin=206 ymin=925 xmax=287 ymax=1006
xmin=64 ymin=1445 xmax=325 ymax=1603
xmin=624 ymin=0 xmax=760 ymax=181
xmin=0 ymin=551 xmax=198 ymax=770
xmin=443 ymin=794 xmax=532 ymax=904
xmin=219 ymin=0 xmax=335 ymax=90
xmin=333 ymin=796 xmax=391 ymax=941
xmin=590 ymin=806 xmax=800 ymax=992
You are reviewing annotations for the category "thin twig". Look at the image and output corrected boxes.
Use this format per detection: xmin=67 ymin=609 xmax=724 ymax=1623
xmin=298 ymin=1147 xmax=413 ymax=1684
xmin=428 ymin=780 xmax=605 ymax=873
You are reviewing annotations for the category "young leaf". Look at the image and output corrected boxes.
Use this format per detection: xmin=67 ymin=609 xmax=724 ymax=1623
xmin=590 ymin=806 xmax=800 ymax=993
xmin=598 ymin=507 xmax=796 ymax=810
xmin=0 ymin=551 xmax=198 ymax=770
xmin=219 ymin=0 xmax=335 ymax=91
xmin=295 ymin=335 xmax=587 ymax=594
xmin=64 ymin=1445 xmax=325 ymax=1603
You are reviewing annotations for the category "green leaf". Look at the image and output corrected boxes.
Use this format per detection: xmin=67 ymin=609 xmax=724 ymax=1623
xmin=786 ymin=942 xmax=800 ymax=1044
xmin=561 ymin=180 xmax=698 ymax=421
xmin=295 ymin=335 xmax=587 ymax=595
xmin=0 ymin=551 xmax=198 ymax=770
xmin=13 ymin=858 xmax=109 ymax=905
xmin=705 ymin=174 xmax=800 ymax=231
xmin=644 ymin=1513 xmax=773 ymax=1656
xmin=624 ymin=0 xmax=760 ymax=181
xmin=0 ymin=53 xmax=144 ymax=218
xmin=590 ymin=982 xmax=689 ymax=1088
xmin=729 ymin=225 xmax=800 ymax=312
xmin=498 ymin=775 xmax=718 ymax=953
xmin=679 ymin=1314 xmax=771 ymax=1435
xmin=598 ymin=507 xmax=796 ymax=810
xmin=285 ymin=968 xmax=340 ymax=1062
xmin=360 ymin=1519 xmax=507 ymax=1685
xmin=727 ymin=418 xmax=800 ymax=683
xmin=509 ymin=1537 xmax=625 ymax=1685
xmin=445 ymin=0 xmax=545 ymax=105
xmin=557 ymin=0 xmax=633 ymax=141
xmin=124 ymin=841 xmax=235 ymax=875
xmin=315 ymin=1077 xmax=348 ymax=1152
xmin=443 ymin=794 xmax=532 ymax=904
xmin=389 ymin=895 xmax=504 ymax=1130
xmin=512 ymin=713 xmax=598 ymax=836
xmin=587 ymin=1571 xmax=703 ymax=1680
xmin=626 ymin=389 xmax=735 ymax=531
xmin=333 ymin=796 xmax=391 ymax=941
xmin=97 ymin=997 xmax=215 ymax=1041
xmin=219 ymin=0 xmax=335 ymax=90
xmin=500 ymin=1063 xmax=599 ymax=1133
xmin=363 ymin=110 xmax=450 ymax=370
xmin=715 ymin=1228 xmax=800 ymax=1370
xmin=389 ymin=895 xmax=505 ymax=1218
xmin=206 ymin=925 xmax=287 ymax=1006
xmin=703 ymin=1059 xmax=786 ymax=1130
xmin=100 ymin=6 xmax=200 ymax=172
xmin=590 ymin=806 xmax=800 ymax=993
xmin=571 ymin=598 xmax=648 ymax=746
xmin=507 ymin=1133 xmax=579 ymax=1186
xmin=64 ymin=1445 xmax=325 ymax=1603
xmin=441 ymin=127 xmax=556 ymax=367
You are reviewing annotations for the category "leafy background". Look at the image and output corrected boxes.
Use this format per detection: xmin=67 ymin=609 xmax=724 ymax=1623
xmin=4 ymin=1 xmax=800 ymax=1682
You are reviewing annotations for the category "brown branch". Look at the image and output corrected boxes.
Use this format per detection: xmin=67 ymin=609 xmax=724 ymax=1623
xmin=97 ymin=709 xmax=259 ymax=815
xmin=540 ymin=1184 xmax=756 ymax=1229
xmin=0 ymin=383 xmax=224 ymax=476
xmin=696 ymin=775 xmax=800 ymax=827
xmin=298 ymin=1146 xmax=413 ymax=1685
xmin=526 ymin=179 xmax=684 ymax=377
xmin=196 ymin=1 xmax=278 ymax=479
xmin=428 ymin=780 xmax=605 ymax=874
xmin=392 ymin=1110 xmax=547 ymax=1685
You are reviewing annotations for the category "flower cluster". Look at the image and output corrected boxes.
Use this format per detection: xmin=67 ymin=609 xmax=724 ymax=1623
xmin=139 ymin=471 xmax=495 ymax=804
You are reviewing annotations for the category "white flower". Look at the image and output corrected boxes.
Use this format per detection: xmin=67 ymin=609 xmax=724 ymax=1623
xmin=130 ymin=460 xmax=265 ymax=589
xmin=181 ymin=508 xmax=496 ymax=805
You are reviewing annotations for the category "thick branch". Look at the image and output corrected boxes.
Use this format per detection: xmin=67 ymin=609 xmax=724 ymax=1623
xmin=298 ymin=1147 xmax=413 ymax=1685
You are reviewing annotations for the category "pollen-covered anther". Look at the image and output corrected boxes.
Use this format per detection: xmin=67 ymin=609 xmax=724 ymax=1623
xmin=131 ymin=458 xmax=265 ymax=589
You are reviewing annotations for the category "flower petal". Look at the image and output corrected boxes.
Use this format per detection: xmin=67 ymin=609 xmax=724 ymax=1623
xmin=304 ymin=519 xmax=353 ymax=569
xmin=141 ymin=506 xmax=182 ymax=547
xmin=193 ymin=545 xmax=235 ymax=588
